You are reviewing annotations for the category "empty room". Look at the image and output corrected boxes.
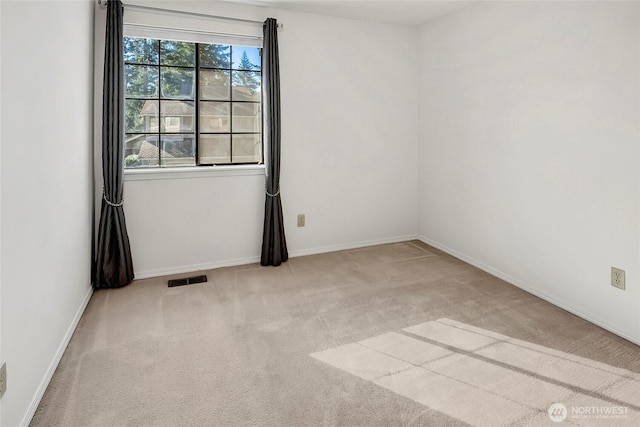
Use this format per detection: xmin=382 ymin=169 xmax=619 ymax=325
xmin=1 ymin=0 xmax=639 ymax=426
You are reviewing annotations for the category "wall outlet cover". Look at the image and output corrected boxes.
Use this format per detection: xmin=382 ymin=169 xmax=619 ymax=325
xmin=0 ymin=361 xmax=6 ymax=399
xmin=611 ymin=267 xmax=625 ymax=290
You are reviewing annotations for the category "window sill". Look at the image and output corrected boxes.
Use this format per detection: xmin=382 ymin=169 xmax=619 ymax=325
xmin=124 ymin=164 xmax=265 ymax=181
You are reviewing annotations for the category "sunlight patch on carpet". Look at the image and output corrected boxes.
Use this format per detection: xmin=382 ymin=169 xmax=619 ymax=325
xmin=311 ymin=318 xmax=640 ymax=426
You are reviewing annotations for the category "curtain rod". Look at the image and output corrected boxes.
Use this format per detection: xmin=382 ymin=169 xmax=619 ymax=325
xmin=97 ymin=1 xmax=283 ymax=29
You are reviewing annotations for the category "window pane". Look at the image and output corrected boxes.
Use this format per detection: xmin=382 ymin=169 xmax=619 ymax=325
xmin=161 ymin=67 xmax=194 ymax=99
xmin=124 ymin=37 xmax=158 ymax=64
xmin=200 ymin=44 xmax=231 ymax=68
xmin=232 ymin=135 xmax=262 ymax=163
xmin=123 ymin=39 xmax=263 ymax=170
xmin=125 ymin=99 xmax=158 ymax=133
xmin=160 ymin=101 xmax=194 ymax=132
xmin=200 ymin=69 xmax=230 ymax=101
xmin=232 ymin=71 xmax=261 ymax=101
xmin=160 ymin=40 xmax=195 ymax=66
xmin=200 ymin=102 xmax=230 ymax=132
xmin=199 ymin=135 xmax=230 ymax=164
xmin=124 ymin=134 xmax=146 ymax=160
xmin=232 ymin=102 xmax=261 ymax=133
xmin=126 ymin=134 xmax=160 ymax=168
xmin=161 ymin=135 xmax=195 ymax=167
xmin=232 ymin=46 xmax=261 ymax=71
xmin=125 ymin=65 xmax=158 ymax=98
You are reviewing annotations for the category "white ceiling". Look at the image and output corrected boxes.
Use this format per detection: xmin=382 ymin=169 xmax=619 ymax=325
xmin=227 ymin=1 xmax=472 ymax=26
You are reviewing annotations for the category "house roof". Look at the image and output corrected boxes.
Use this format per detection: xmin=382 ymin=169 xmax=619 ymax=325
xmin=140 ymin=100 xmax=194 ymax=116
xmin=139 ymin=89 xmax=259 ymax=116
xmin=137 ymin=140 xmax=174 ymax=159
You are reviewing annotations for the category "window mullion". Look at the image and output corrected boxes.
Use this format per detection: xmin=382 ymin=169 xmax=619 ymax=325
xmin=229 ymin=46 xmax=233 ymax=165
xmin=195 ymin=43 xmax=201 ymax=165
xmin=156 ymin=39 xmax=162 ymax=167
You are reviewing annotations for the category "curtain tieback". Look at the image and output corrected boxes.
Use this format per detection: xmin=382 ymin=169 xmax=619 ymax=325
xmin=103 ymin=189 xmax=124 ymax=207
xmin=265 ymin=186 xmax=280 ymax=197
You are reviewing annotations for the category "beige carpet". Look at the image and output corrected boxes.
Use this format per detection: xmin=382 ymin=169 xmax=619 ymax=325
xmin=31 ymin=241 xmax=640 ymax=426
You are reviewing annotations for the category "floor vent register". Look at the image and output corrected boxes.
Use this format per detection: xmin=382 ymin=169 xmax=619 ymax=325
xmin=168 ymin=275 xmax=208 ymax=288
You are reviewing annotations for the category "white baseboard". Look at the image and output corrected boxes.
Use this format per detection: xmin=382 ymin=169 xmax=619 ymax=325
xmin=288 ymin=234 xmax=420 ymax=258
xmin=21 ymin=284 xmax=94 ymax=427
xmin=133 ymin=234 xmax=420 ymax=280
xmin=133 ymin=255 xmax=262 ymax=280
xmin=418 ymin=235 xmax=640 ymax=347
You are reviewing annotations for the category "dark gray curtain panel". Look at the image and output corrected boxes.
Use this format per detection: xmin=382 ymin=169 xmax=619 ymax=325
xmin=94 ymin=0 xmax=134 ymax=288
xmin=260 ymin=18 xmax=288 ymax=266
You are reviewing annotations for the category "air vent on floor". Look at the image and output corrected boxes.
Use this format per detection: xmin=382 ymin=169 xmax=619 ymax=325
xmin=168 ymin=275 xmax=208 ymax=287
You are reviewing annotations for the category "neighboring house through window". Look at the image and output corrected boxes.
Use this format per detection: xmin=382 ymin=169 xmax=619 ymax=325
xmin=124 ymin=37 xmax=263 ymax=168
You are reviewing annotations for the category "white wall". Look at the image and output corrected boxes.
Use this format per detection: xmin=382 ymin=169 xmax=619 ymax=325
xmin=418 ymin=1 xmax=640 ymax=342
xmin=123 ymin=2 xmax=420 ymax=277
xmin=278 ymin=9 xmax=419 ymax=256
xmin=0 ymin=0 xmax=3 ymax=423
xmin=0 ymin=1 xmax=95 ymax=426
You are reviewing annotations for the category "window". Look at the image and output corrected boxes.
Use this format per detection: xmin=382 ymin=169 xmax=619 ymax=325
xmin=124 ymin=37 xmax=262 ymax=168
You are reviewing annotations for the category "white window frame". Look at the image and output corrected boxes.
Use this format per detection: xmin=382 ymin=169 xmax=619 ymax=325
xmin=122 ymin=8 xmax=265 ymax=181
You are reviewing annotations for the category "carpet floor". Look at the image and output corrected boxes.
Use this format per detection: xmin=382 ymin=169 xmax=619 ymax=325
xmin=31 ymin=241 xmax=640 ymax=426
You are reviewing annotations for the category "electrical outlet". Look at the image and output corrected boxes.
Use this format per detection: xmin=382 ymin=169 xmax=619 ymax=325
xmin=0 ymin=361 xmax=6 ymax=399
xmin=297 ymin=214 xmax=305 ymax=227
xmin=611 ymin=267 xmax=625 ymax=290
